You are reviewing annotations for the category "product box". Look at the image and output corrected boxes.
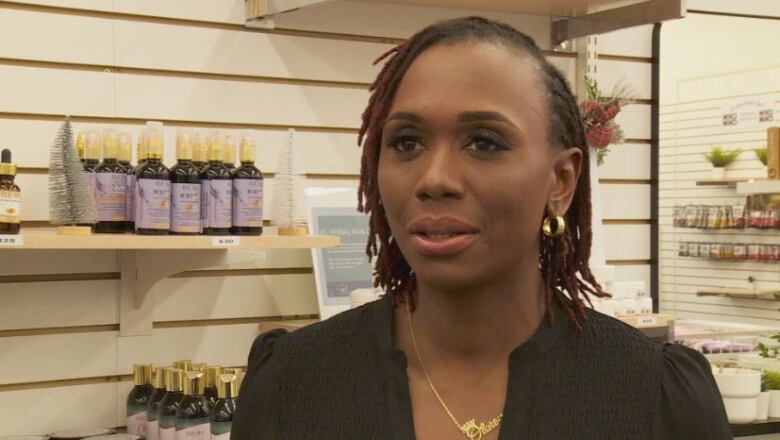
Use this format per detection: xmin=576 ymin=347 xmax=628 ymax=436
xmin=768 ymin=126 xmax=780 ymax=180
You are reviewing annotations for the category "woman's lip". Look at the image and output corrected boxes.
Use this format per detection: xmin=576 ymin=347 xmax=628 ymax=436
xmin=409 ymin=232 xmax=478 ymax=257
xmin=407 ymin=217 xmax=480 ymax=235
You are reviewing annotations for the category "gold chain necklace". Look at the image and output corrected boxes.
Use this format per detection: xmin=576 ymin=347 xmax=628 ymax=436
xmin=406 ymin=303 xmax=503 ymax=440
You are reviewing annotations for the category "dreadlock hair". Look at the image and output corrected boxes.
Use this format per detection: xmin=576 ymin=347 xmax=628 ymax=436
xmin=357 ymin=16 xmax=607 ymax=330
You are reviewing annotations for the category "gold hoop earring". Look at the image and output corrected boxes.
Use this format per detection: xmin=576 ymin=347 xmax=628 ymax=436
xmin=542 ymin=215 xmax=566 ymax=237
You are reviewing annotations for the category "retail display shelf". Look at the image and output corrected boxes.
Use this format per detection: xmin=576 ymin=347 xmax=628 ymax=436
xmin=736 ymin=180 xmax=780 ymax=195
xmin=0 ymin=228 xmax=340 ymax=337
xmin=0 ymin=228 xmax=339 ymax=250
xmin=695 ymin=178 xmax=750 ymax=187
xmin=697 ymin=288 xmax=780 ymax=301
xmin=732 ymin=418 xmax=780 ymax=437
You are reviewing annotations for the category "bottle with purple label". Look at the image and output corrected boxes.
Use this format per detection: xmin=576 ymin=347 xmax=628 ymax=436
xmin=118 ymin=131 xmax=134 ymax=232
xmin=231 ymin=132 xmax=263 ymax=236
xmin=192 ymin=132 xmax=208 ymax=172
xmin=200 ymin=135 xmax=232 ymax=235
xmin=130 ymin=130 xmax=150 ymax=233
xmin=94 ymin=129 xmax=128 ymax=233
xmin=81 ymin=130 xmax=101 ymax=228
xmin=135 ymin=126 xmax=171 ymax=235
xmin=170 ymin=131 xmax=201 ymax=235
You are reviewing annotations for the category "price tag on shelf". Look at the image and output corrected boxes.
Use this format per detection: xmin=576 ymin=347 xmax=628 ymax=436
xmin=212 ymin=236 xmax=241 ymax=247
xmin=0 ymin=235 xmax=23 ymax=247
xmin=637 ymin=316 xmax=658 ymax=327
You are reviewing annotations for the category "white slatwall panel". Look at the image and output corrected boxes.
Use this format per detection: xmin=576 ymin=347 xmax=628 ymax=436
xmin=659 ymin=67 xmax=780 ymax=323
xmin=0 ymin=1 xmax=653 ymax=435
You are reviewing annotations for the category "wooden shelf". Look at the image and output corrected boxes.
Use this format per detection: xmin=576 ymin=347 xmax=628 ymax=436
xmin=737 ymin=180 xmax=780 ymax=195
xmin=0 ymin=228 xmax=339 ymax=250
xmin=696 ymin=178 xmax=750 ymax=187
xmin=698 ymin=288 xmax=780 ymax=300
xmin=246 ymin=0 xmax=685 ymax=45
xmin=0 ymin=228 xmax=340 ymax=337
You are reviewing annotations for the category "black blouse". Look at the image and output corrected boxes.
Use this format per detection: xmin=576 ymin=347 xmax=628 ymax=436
xmin=232 ymin=294 xmax=731 ymax=439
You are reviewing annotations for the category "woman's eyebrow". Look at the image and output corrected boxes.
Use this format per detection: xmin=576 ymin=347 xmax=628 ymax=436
xmin=457 ymin=111 xmax=518 ymax=128
xmin=386 ymin=111 xmax=424 ymax=124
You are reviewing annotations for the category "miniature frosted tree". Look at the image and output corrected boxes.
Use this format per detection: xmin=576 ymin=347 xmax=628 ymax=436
xmin=273 ymin=129 xmax=308 ymax=235
xmin=48 ymin=116 xmax=95 ymax=233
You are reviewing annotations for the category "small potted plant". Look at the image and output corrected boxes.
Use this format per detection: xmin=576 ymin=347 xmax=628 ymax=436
xmin=766 ymin=371 xmax=780 ymax=418
xmin=713 ymin=366 xmax=760 ymax=424
xmin=704 ymin=146 xmax=741 ymax=179
xmin=754 ymin=147 xmax=768 ymax=177
xmin=758 ymin=371 xmax=771 ymax=420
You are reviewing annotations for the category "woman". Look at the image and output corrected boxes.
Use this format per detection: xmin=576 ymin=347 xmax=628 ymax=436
xmin=232 ymin=17 xmax=730 ymax=439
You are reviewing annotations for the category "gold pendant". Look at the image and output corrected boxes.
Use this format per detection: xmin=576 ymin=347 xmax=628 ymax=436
xmin=459 ymin=414 xmax=502 ymax=440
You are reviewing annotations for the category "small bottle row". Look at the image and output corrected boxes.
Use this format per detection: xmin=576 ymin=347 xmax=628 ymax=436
xmin=78 ymin=122 xmax=263 ymax=235
xmin=127 ymin=361 xmax=244 ymax=440
xmin=673 ymin=197 xmax=780 ymax=230
xmin=678 ymin=241 xmax=780 ymax=262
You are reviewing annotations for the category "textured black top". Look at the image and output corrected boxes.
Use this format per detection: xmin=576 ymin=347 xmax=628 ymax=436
xmin=232 ymin=294 xmax=731 ymax=439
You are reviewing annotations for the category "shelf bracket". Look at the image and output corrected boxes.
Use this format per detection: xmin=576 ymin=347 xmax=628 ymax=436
xmin=245 ymin=0 xmax=330 ymax=29
xmin=552 ymin=0 xmax=686 ymax=46
xmin=118 ymin=249 xmax=263 ymax=336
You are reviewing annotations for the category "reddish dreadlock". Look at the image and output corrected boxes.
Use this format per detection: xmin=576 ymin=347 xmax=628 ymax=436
xmin=357 ymin=16 xmax=607 ymax=330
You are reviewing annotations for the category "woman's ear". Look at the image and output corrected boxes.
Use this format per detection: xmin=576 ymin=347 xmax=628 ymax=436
xmin=546 ymin=147 xmax=583 ymax=215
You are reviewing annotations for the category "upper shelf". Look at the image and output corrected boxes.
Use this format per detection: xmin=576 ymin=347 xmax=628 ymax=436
xmin=736 ymin=180 xmax=780 ymax=196
xmin=245 ymin=0 xmax=685 ymax=45
xmin=0 ymin=228 xmax=340 ymax=250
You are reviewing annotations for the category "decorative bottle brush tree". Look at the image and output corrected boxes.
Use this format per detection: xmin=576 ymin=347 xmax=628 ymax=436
xmin=273 ymin=129 xmax=308 ymax=235
xmin=48 ymin=116 xmax=96 ymax=235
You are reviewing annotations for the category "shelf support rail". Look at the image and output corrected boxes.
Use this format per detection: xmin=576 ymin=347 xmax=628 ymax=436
xmin=552 ymin=0 xmax=686 ymax=46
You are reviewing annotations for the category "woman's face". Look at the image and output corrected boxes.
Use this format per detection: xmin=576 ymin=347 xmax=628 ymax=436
xmin=377 ymin=41 xmax=580 ymax=292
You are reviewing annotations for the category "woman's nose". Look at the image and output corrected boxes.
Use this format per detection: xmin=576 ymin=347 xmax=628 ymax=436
xmin=414 ymin=145 xmax=465 ymax=202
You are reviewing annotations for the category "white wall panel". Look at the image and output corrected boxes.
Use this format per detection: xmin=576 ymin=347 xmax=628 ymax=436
xmin=0 ymin=383 xmax=118 ymax=436
xmin=599 ymin=184 xmax=650 ymax=220
xmin=598 ymin=143 xmax=651 ymax=180
xmin=0 ymin=331 xmax=117 ymax=384
xmin=604 ymin=224 xmax=650 ymax=261
xmin=0 ymin=280 xmax=118 ymax=330
xmin=154 ymin=274 xmax=318 ymax=321
xmin=597 ymin=24 xmax=653 ymax=58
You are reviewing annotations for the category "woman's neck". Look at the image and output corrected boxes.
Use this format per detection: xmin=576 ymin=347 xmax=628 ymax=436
xmin=400 ymin=268 xmax=547 ymax=367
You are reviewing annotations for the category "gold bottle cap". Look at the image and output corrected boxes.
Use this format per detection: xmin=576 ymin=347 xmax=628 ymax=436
xmin=176 ymin=131 xmax=193 ymax=160
xmin=102 ymin=129 xmax=119 ymax=159
xmin=192 ymin=132 xmax=206 ymax=162
xmin=207 ymin=133 xmax=224 ymax=162
xmin=205 ymin=366 xmax=221 ymax=388
xmin=191 ymin=362 xmax=206 ymax=372
xmin=173 ymin=360 xmax=192 ymax=371
xmin=183 ymin=371 xmax=205 ymax=396
xmin=165 ymin=367 xmax=183 ymax=392
xmin=118 ymin=132 xmax=132 ymax=162
xmin=217 ymin=373 xmax=240 ymax=399
xmin=76 ymin=131 xmax=87 ymax=160
xmin=224 ymin=135 xmax=235 ymax=165
xmin=239 ymin=135 xmax=256 ymax=163
xmin=0 ymin=149 xmax=16 ymax=176
xmin=86 ymin=130 xmax=102 ymax=160
xmin=133 ymin=363 xmax=152 ymax=386
xmin=137 ymin=130 xmax=149 ymax=161
xmin=147 ymin=127 xmax=164 ymax=160
xmin=152 ymin=366 xmax=167 ymax=389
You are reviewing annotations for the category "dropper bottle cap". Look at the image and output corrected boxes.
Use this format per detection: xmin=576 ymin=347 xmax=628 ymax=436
xmin=0 ymin=149 xmax=16 ymax=176
xmin=137 ymin=129 xmax=149 ymax=161
xmin=192 ymin=132 xmax=206 ymax=162
xmin=118 ymin=132 xmax=132 ymax=162
xmin=176 ymin=131 xmax=193 ymax=160
xmin=103 ymin=129 xmax=119 ymax=159
xmin=217 ymin=372 xmax=242 ymax=399
xmin=76 ymin=131 xmax=87 ymax=160
xmin=223 ymin=135 xmax=235 ymax=164
xmin=86 ymin=130 xmax=102 ymax=160
xmin=205 ymin=366 xmax=221 ymax=388
xmin=239 ymin=133 xmax=256 ymax=163
xmin=173 ymin=360 xmax=192 ymax=372
xmin=147 ymin=127 xmax=164 ymax=161
xmin=208 ymin=133 xmax=224 ymax=162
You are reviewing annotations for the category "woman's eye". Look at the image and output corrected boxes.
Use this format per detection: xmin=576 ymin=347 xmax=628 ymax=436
xmin=391 ymin=136 xmax=424 ymax=153
xmin=465 ymin=135 xmax=509 ymax=153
